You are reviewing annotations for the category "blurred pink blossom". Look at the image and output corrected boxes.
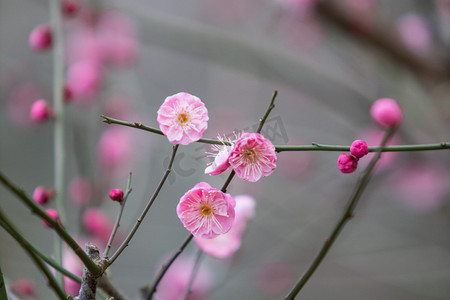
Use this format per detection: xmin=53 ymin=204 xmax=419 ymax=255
xmin=194 ymin=194 xmax=256 ymax=258
xmin=177 ymin=182 xmax=235 ymax=239
xmin=83 ymin=208 xmax=115 ymax=244
xmin=61 ymin=0 xmax=80 ymax=17
xmin=29 ymin=24 xmax=52 ymax=51
xmin=389 ymin=164 xmax=449 ymax=213
xmin=7 ymin=82 xmax=44 ymax=128
xmin=277 ymin=140 xmax=313 ymax=180
xmin=97 ymin=127 xmax=132 ymax=171
xmin=66 ymin=60 xmax=102 ymax=102
xmin=157 ymin=92 xmax=209 ymax=145
xmin=32 ymin=186 xmax=54 ymax=206
xmin=69 ymin=177 xmax=91 ymax=207
xmin=10 ymin=278 xmax=36 ymax=298
xmin=229 ymin=133 xmax=277 ymax=182
xmin=43 ymin=209 xmax=60 ymax=228
xmin=154 ymin=254 xmax=213 ymax=300
xmin=62 ymin=248 xmax=82 ymax=297
xmin=396 ymin=13 xmax=431 ymax=55
xmin=255 ymin=262 xmax=294 ymax=295
xmin=370 ymin=98 xmax=403 ymax=128
xmin=30 ymin=99 xmax=53 ymax=122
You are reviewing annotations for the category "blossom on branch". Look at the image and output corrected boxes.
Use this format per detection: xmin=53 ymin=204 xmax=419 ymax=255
xmin=229 ymin=133 xmax=277 ymax=182
xmin=177 ymin=182 xmax=235 ymax=239
xmin=157 ymin=92 xmax=209 ymax=145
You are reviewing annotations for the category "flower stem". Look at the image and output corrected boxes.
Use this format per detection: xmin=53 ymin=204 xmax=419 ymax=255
xmin=285 ymin=128 xmax=396 ymax=300
xmin=101 ymin=116 xmax=450 ymax=153
xmin=104 ymin=173 xmax=133 ymax=258
xmin=182 ymin=249 xmax=204 ymax=300
xmin=0 ymin=264 xmax=7 ymax=300
xmin=0 ymin=170 xmax=102 ymax=277
xmin=108 ymin=145 xmax=180 ymax=266
xmin=0 ymin=207 xmax=67 ymax=299
xmin=145 ymin=234 xmax=194 ymax=300
xmin=256 ymin=90 xmax=277 ymax=134
xmin=276 ymin=142 xmax=450 ymax=152
xmin=50 ymin=0 xmax=66 ymax=287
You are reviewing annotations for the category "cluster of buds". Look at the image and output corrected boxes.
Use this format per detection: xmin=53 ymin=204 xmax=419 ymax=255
xmin=337 ymin=140 xmax=369 ymax=174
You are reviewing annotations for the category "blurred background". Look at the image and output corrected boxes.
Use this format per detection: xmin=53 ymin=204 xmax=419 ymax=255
xmin=1 ymin=0 xmax=450 ymax=299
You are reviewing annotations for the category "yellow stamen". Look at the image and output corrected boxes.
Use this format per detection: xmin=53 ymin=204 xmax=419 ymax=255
xmin=200 ymin=204 xmax=213 ymax=216
xmin=178 ymin=113 xmax=189 ymax=124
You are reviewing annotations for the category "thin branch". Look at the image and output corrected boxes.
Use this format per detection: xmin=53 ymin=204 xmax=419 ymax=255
xmin=108 ymin=145 xmax=180 ymax=265
xmin=50 ymin=0 xmax=67 ymax=287
xmin=101 ymin=116 xmax=450 ymax=153
xmin=104 ymin=173 xmax=133 ymax=258
xmin=0 ymin=208 xmax=67 ymax=299
xmin=276 ymin=142 xmax=450 ymax=152
xmin=0 ymin=264 xmax=7 ymax=300
xmin=182 ymin=249 xmax=204 ymax=300
xmin=0 ymin=170 xmax=102 ymax=277
xmin=315 ymin=0 xmax=448 ymax=81
xmin=145 ymin=234 xmax=194 ymax=300
xmin=285 ymin=128 xmax=396 ymax=299
xmin=256 ymin=90 xmax=277 ymax=134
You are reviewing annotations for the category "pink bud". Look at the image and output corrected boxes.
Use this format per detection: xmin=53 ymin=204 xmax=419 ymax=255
xmin=10 ymin=279 xmax=36 ymax=298
xmin=64 ymin=84 xmax=73 ymax=103
xmin=337 ymin=153 xmax=358 ymax=174
xmin=30 ymin=99 xmax=53 ymax=122
xmin=33 ymin=186 xmax=54 ymax=205
xmin=29 ymin=24 xmax=52 ymax=51
xmin=43 ymin=209 xmax=60 ymax=227
xmin=61 ymin=0 xmax=80 ymax=17
xmin=109 ymin=189 xmax=124 ymax=203
xmin=370 ymin=98 xmax=403 ymax=128
xmin=350 ymin=140 xmax=369 ymax=158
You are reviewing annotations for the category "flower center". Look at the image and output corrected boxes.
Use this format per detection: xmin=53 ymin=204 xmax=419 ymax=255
xmin=200 ymin=203 xmax=213 ymax=216
xmin=178 ymin=113 xmax=189 ymax=124
xmin=243 ymin=148 xmax=257 ymax=162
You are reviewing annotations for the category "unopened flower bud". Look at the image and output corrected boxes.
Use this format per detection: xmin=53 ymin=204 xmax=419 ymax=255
xmin=30 ymin=99 xmax=53 ymax=122
xmin=43 ymin=209 xmax=60 ymax=228
xmin=29 ymin=24 xmax=52 ymax=51
xmin=33 ymin=186 xmax=54 ymax=205
xmin=350 ymin=140 xmax=369 ymax=158
xmin=337 ymin=153 xmax=358 ymax=174
xmin=61 ymin=0 xmax=80 ymax=17
xmin=370 ymin=98 xmax=403 ymax=128
xmin=109 ymin=188 xmax=124 ymax=203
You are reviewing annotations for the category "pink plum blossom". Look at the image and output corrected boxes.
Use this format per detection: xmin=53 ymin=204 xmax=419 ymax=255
xmin=205 ymin=135 xmax=236 ymax=176
xmin=177 ymin=182 xmax=235 ymax=239
xmin=29 ymin=24 xmax=52 ymax=51
xmin=43 ymin=209 xmax=60 ymax=228
xmin=66 ymin=60 xmax=102 ymax=101
xmin=7 ymin=82 xmax=43 ymax=128
xmin=97 ymin=127 xmax=132 ymax=171
xmin=62 ymin=248 xmax=82 ymax=296
xmin=350 ymin=140 xmax=369 ymax=158
xmin=194 ymin=194 xmax=256 ymax=258
xmin=69 ymin=177 xmax=91 ymax=207
xmin=154 ymin=254 xmax=213 ymax=300
xmin=33 ymin=186 xmax=54 ymax=205
xmin=10 ymin=278 xmax=36 ymax=298
xmin=228 ymin=133 xmax=277 ymax=182
xmin=389 ymin=164 xmax=450 ymax=214
xmin=157 ymin=92 xmax=209 ymax=145
xmin=337 ymin=153 xmax=358 ymax=174
xmin=30 ymin=99 xmax=53 ymax=122
xmin=370 ymin=98 xmax=403 ymax=128
xmin=396 ymin=13 xmax=431 ymax=54
xmin=83 ymin=208 xmax=115 ymax=244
